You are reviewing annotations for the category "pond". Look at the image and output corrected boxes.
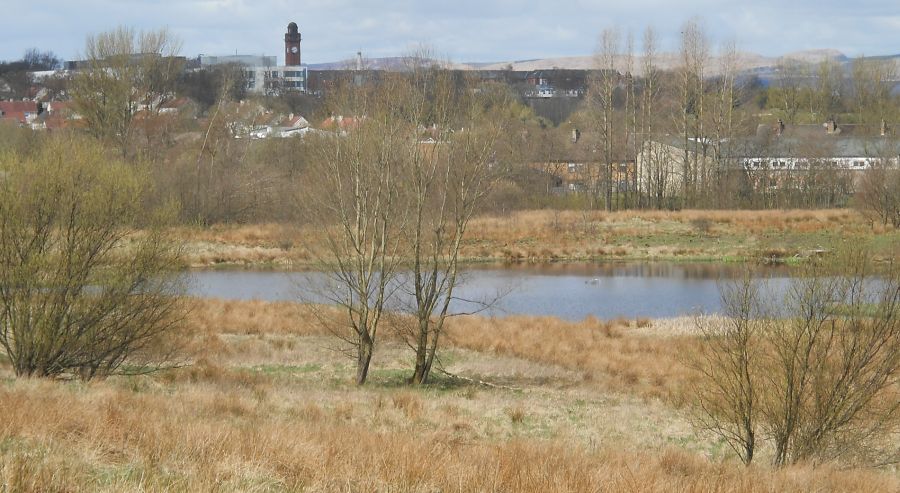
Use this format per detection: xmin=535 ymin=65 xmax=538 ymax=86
xmin=186 ymin=263 xmax=793 ymax=320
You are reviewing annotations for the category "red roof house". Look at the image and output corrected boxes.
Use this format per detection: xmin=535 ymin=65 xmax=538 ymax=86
xmin=0 ymin=101 xmax=40 ymax=125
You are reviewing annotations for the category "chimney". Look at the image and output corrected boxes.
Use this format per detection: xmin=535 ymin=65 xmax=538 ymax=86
xmin=881 ymin=119 xmax=888 ymax=137
xmin=356 ymin=51 xmax=363 ymax=71
xmin=775 ymin=119 xmax=785 ymax=136
xmin=824 ymin=119 xmax=837 ymax=135
xmin=571 ymin=128 xmax=580 ymax=143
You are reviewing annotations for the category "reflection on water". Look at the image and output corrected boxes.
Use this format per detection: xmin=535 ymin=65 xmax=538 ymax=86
xmin=186 ymin=263 xmax=792 ymax=321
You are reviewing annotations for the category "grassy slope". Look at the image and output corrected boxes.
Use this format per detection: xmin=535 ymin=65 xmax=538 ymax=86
xmin=172 ymin=209 xmax=900 ymax=268
xmin=1 ymin=299 xmax=897 ymax=492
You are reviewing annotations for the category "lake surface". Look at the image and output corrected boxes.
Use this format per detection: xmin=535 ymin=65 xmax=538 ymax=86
xmin=186 ymin=263 xmax=793 ymax=320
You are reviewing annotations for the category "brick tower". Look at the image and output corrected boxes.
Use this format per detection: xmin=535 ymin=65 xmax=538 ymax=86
xmin=285 ymin=22 xmax=301 ymax=66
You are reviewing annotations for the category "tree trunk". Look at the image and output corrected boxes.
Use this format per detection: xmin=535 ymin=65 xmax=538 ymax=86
xmin=356 ymin=335 xmax=374 ymax=385
xmin=411 ymin=318 xmax=430 ymax=384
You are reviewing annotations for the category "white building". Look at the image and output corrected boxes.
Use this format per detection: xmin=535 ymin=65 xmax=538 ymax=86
xmin=243 ymin=66 xmax=307 ymax=94
xmin=199 ymin=55 xmax=277 ymax=68
xmin=198 ymin=23 xmax=307 ymax=95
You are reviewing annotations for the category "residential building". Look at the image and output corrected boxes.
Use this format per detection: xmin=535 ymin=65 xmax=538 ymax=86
xmin=637 ymin=119 xmax=900 ymax=199
xmin=529 ymin=127 xmax=635 ymax=195
xmin=0 ymin=101 xmax=40 ymax=126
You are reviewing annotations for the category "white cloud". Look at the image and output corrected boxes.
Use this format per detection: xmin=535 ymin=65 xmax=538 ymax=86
xmin=1 ymin=0 xmax=898 ymax=63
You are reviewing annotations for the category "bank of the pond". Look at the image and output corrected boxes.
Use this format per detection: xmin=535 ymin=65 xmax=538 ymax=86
xmin=172 ymin=209 xmax=899 ymax=269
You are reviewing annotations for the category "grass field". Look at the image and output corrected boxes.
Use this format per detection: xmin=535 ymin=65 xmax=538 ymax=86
xmin=172 ymin=209 xmax=900 ymax=268
xmin=1 ymin=299 xmax=897 ymax=492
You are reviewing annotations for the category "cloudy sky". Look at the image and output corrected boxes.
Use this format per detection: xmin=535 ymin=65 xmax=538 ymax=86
xmin=2 ymin=0 xmax=898 ymax=64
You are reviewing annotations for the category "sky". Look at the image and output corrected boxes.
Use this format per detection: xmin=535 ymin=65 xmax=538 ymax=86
xmin=2 ymin=0 xmax=899 ymax=65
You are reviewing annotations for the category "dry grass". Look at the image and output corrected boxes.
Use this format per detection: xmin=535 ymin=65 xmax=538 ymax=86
xmin=186 ymin=301 xmax=695 ymax=403
xmin=469 ymin=208 xmax=861 ymax=237
xmin=445 ymin=315 xmax=698 ymax=403
xmin=171 ymin=223 xmax=293 ymax=246
xmin=170 ymin=209 xmax=897 ymax=266
xmin=187 ymin=298 xmax=330 ymax=337
xmin=0 ymin=378 xmax=895 ymax=492
xmin=1 ymin=299 xmax=897 ymax=491
xmin=460 ymin=209 xmax=872 ymax=261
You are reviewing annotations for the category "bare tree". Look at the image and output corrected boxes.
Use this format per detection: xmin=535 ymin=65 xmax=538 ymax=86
xmin=592 ymin=27 xmax=620 ymax=211
xmin=708 ymin=41 xmax=742 ymax=206
xmin=771 ymin=59 xmax=809 ymax=125
xmin=692 ymin=275 xmax=766 ymax=464
xmin=624 ymin=31 xmax=638 ymax=208
xmin=182 ymin=72 xmax=268 ymax=224
xmin=676 ymin=18 xmax=709 ymax=205
xmin=639 ymin=27 xmax=662 ymax=209
xmin=300 ymin=75 xmax=408 ymax=385
xmin=851 ymin=57 xmax=898 ymax=127
xmin=855 ymin=148 xmax=900 ymax=228
xmin=71 ymin=26 xmax=183 ymax=158
xmin=397 ymin=60 xmax=508 ymax=385
xmin=811 ymin=59 xmax=843 ymax=120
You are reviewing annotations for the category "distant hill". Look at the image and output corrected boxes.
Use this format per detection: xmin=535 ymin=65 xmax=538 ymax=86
xmin=307 ymin=56 xmax=468 ymax=71
xmin=307 ymin=49 xmax=900 ymax=78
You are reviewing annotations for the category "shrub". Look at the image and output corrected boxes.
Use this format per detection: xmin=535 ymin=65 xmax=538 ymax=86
xmin=0 ymin=135 xmax=187 ymax=380
xmin=692 ymin=249 xmax=900 ymax=466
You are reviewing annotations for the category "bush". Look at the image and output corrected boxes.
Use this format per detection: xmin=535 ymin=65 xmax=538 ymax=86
xmin=0 ymin=135 xmax=187 ymax=380
xmin=692 ymin=249 xmax=900 ymax=466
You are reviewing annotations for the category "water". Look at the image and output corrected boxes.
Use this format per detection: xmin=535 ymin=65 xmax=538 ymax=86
xmin=186 ymin=263 xmax=793 ymax=320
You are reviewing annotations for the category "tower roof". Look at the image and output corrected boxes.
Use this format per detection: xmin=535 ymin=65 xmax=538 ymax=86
xmin=287 ymin=22 xmax=298 ymax=33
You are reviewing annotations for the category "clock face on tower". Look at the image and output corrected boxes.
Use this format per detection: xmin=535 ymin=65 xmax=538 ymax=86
xmin=291 ymin=46 xmax=298 ymax=54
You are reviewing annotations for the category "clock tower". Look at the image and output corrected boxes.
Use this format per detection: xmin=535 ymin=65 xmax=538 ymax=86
xmin=285 ymin=22 xmax=301 ymax=66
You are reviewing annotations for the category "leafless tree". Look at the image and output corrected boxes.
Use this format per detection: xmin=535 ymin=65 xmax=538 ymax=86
xmin=638 ymin=27 xmax=662 ymax=209
xmin=592 ymin=27 xmax=620 ymax=211
xmin=855 ymin=144 xmax=900 ymax=228
xmin=692 ymin=275 xmax=767 ymax=464
xmin=299 ymin=75 xmax=408 ymax=385
xmin=71 ymin=26 xmax=183 ymax=158
xmin=771 ymin=59 xmax=809 ymax=125
xmin=397 ymin=60 xmax=508 ymax=385
xmin=851 ymin=57 xmax=898 ymax=127
xmin=708 ymin=41 xmax=742 ymax=205
xmin=623 ymin=31 xmax=638 ymax=208
xmin=811 ymin=59 xmax=843 ymax=120
xmin=676 ymin=18 xmax=709 ymax=205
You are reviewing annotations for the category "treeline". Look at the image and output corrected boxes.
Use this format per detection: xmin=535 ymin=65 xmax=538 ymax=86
xmin=519 ymin=19 xmax=900 ymax=212
xmin=0 ymin=48 xmax=61 ymax=99
xmin=4 ymin=23 xmax=900 ymax=222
